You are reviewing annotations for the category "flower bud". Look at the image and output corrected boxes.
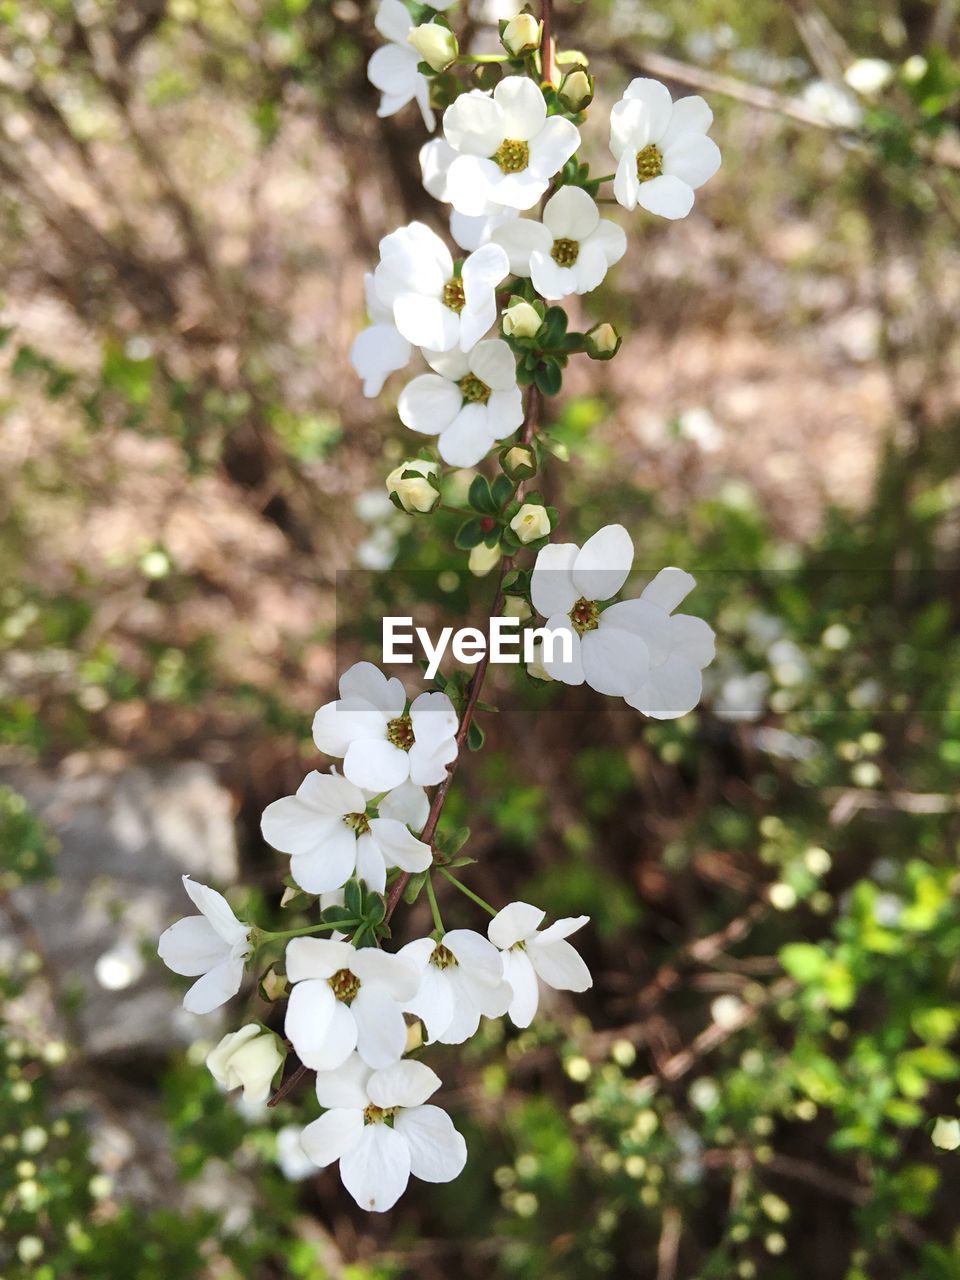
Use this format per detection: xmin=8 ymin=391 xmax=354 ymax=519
xmin=559 ymin=67 xmax=594 ymax=111
xmin=408 ymin=22 xmax=459 ymax=73
xmin=510 ymin=502 xmax=551 ymax=544
xmin=502 ymin=297 xmax=542 ymax=338
xmin=502 ymin=596 xmax=532 ymax=622
xmin=386 ymin=459 xmax=440 ymax=514
xmin=500 ymin=442 xmax=537 ymax=480
xmin=527 ymin=640 xmax=556 ymax=682
xmin=584 ymin=322 xmax=622 ymax=361
xmin=502 ymin=13 xmax=542 ymax=57
xmin=206 ymin=1025 xmax=284 ymax=1104
xmin=469 ymin=541 xmax=502 ymax=577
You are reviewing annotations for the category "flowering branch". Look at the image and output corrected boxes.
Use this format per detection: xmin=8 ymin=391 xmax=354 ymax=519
xmin=156 ymin=0 xmax=724 ymax=1214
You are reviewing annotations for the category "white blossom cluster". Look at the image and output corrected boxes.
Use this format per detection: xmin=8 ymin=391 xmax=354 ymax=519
xmin=158 ymin=0 xmax=722 ymax=1216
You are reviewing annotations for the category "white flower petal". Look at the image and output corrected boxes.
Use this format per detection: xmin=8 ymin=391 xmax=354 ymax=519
xmin=501 ymin=948 xmax=540 ymax=1027
xmin=340 ymin=1123 xmax=410 ymax=1213
xmin=444 ymin=928 xmax=502 ymax=976
xmin=572 ymin=523 xmax=634 ymax=602
xmin=368 ymin=1060 xmax=441 ymax=1109
xmin=377 ymin=780 xmax=430 ymax=832
xmin=368 ymin=818 xmax=433 ymax=873
xmin=488 ymin=167 xmax=550 ymax=211
xmin=530 ymin=250 xmax=575 ymax=301
xmin=669 ymin=614 xmax=716 ymax=668
xmin=628 ymin=654 xmax=704 ymax=719
xmin=180 ymin=876 xmax=247 ymax=948
xmin=354 ymin=832 xmax=388 ymax=895
xmin=488 ymin=900 xmax=545 ymax=949
xmin=462 ymin=241 xmax=509 ymax=298
xmin=398 ymin=374 xmax=463 ymax=435
xmin=343 ymin=738 xmax=411 ymax=792
xmin=636 ymin=173 xmax=695 ymax=220
xmin=394 ymin=293 xmax=461 ymax=352
xmin=423 ymin=346 xmax=471 ymax=379
xmin=543 ymin=185 xmax=599 ymax=240
xmin=528 ymin=937 xmax=592 ymax=992
xmin=621 ymin=77 xmax=675 ymax=140
xmin=613 ymin=147 xmax=640 ymax=211
xmin=395 ymin=1105 xmax=467 ymax=1183
xmin=641 ymin=566 xmax=696 ymax=613
xmin=313 ymin=699 xmax=386 ymax=758
xmin=610 ymin=99 xmax=648 ymax=159
xmin=662 ymin=133 xmax=721 ymax=190
xmin=300 ymin=1108 xmax=363 ymax=1169
xmin=486 ymin=387 xmax=525 ymax=437
xmin=183 ymin=958 xmax=244 ymax=1014
xmin=601 ymin=598 xmax=672 ymax=665
xmin=413 ymin=80 xmax=436 ymax=133
xmin=350 ymin=948 xmax=420 ymax=1000
xmin=315 ymin=1053 xmax=373 ymax=1110
xmin=494 ymin=75 xmax=547 ymax=140
xmin=446 ymin=154 xmax=505 ymax=217
xmin=660 ymin=94 xmax=714 ymax=147
xmin=451 ymin=208 xmax=518 ymax=252
xmin=469 ymin=338 xmax=517 ymax=390
xmin=420 ymin=137 xmax=456 ymax=201
xmin=540 ymin=613 xmax=584 ymax=684
xmin=438 ymin=403 xmax=495 ymax=467
xmin=376 ymin=88 xmax=415 ymax=120
xmin=351 ymin=323 xmax=412 ymax=398
xmin=352 ymin=986 xmax=410 ymax=1067
xmin=158 ymin=916 xmax=227 ymax=977
xmin=367 ymin=43 xmax=418 ymax=97
xmin=526 ymin=116 xmax=581 ymax=180
xmin=404 ymin=962 xmax=455 ymax=1041
xmin=289 ymin=823 xmax=358 ymax=895
xmin=571 ymin=242 xmax=611 ymax=295
xmin=438 ymin=994 xmax=483 ymax=1043
xmin=409 ymin=691 xmax=458 ymax=751
xmin=374 ymin=0 xmax=412 ymax=44
xmin=408 ymin=738 xmax=458 ymax=786
xmin=489 ymin=216 xmax=550 ymax=276
xmin=581 ymin=624 xmax=649 ymax=697
xmin=536 ymin=915 xmax=590 ymax=944
xmin=286 ymin=937 xmax=357 ymax=982
xmin=530 ymin=542 xmax=580 ymax=617
xmin=285 ymin=979 xmax=357 ymax=1071
xmin=443 ymin=89 xmax=504 ymax=157
xmin=584 ymin=218 xmax=628 ymax=268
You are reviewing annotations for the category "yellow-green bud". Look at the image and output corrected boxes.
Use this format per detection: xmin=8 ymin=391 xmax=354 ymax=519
xmin=502 ymin=14 xmax=542 ymax=57
xmin=500 ymin=442 xmax=537 ymax=480
xmin=502 ymin=297 xmax=542 ymax=338
xmin=206 ymin=1025 xmax=285 ymax=1104
xmin=468 ymin=541 xmax=501 ymax=577
xmin=502 ymin=596 xmax=533 ymax=622
xmin=584 ymin=322 xmax=621 ymax=361
xmin=386 ymin=459 xmax=441 ymax=513
xmin=510 ymin=502 xmax=551 ymax=544
xmin=408 ymin=23 xmax=459 ymax=73
xmin=559 ymin=68 xmax=594 ymax=111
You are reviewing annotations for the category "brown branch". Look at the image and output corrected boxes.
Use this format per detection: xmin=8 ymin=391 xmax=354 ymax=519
xmin=384 ymin=386 xmax=543 ymax=924
xmin=541 ymin=0 xmax=556 ymax=87
xmin=267 ymin=1060 xmax=308 ymax=1109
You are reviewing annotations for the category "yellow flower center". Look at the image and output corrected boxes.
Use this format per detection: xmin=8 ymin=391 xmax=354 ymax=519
xmin=459 ymin=373 xmax=492 ymax=405
xmin=430 ymin=943 xmax=458 ymax=970
xmin=363 ymin=1104 xmax=397 ymax=1125
xmin=551 ymin=237 xmax=580 ymax=267
xmin=442 ymin=277 xmax=466 ymax=313
xmin=386 ymin=715 xmax=415 ymax=750
xmin=636 ymin=143 xmax=663 ymax=182
xmin=343 ymin=811 xmax=370 ymax=835
xmin=494 ymin=138 xmax=530 ymax=173
xmin=328 ymin=968 xmax=361 ymax=1003
xmin=570 ymin=597 xmax=600 ymax=635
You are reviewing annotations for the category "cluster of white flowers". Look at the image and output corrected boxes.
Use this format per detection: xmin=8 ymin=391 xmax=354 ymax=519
xmin=159 ymin=0 xmax=723 ymax=1216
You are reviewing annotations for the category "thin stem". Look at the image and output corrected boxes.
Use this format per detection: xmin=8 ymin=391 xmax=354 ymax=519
xmin=458 ymin=53 xmax=509 ymax=64
xmin=592 ymin=173 xmax=616 ymax=184
xmin=425 ymin=874 xmax=446 ymax=934
xmin=438 ymin=866 xmax=497 ymax=916
xmin=541 ymin=0 xmax=556 ymax=87
xmin=258 ymin=920 xmax=360 ymax=944
xmin=384 ymin=386 xmax=543 ymax=924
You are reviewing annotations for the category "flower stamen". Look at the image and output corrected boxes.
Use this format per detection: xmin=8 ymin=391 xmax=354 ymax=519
xmin=343 ymin=811 xmax=371 ymax=836
xmin=636 ymin=143 xmax=663 ymax=181
xmin=493 ymin=138 xmax=529 ymax=174
xmin=363 ymin=1104 xmax=397 ymax=1125
xmin=328 ymin=968 xmax=361 ymax=1003
xmin=442 ymin=277 xmax=466 ymax=313
xmin=551 ymin=237 xmax=580 ymax=267
xmin=387 ymin=715 xmax=415 ymax=750
xmin=458 ymin=373 xmax=492 ymax=405
xmin=430 ymin=943 xmax=458 ymax=970
xmin=569 ymin=597 xmax=600 ymax=635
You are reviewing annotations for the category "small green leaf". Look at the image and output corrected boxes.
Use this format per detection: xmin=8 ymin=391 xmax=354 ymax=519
xmin=455 ymin=519 xmax=485 ymax=549
xmin=468 ymin=720 xmax=485 ymax=751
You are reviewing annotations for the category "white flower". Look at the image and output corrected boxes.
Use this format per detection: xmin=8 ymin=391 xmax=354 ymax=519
xmin=373 ymin=222 xmax=508 ymax=353
xmin=386 ymin=458 xmax=440 ymax=514
xmin=441 ymin=76 xmax=581 ymax=216
xmin=313 ymin=662 xmax=459 ymax=791
xmin=300 ymin=1056 xmax=466 ymax=1212
xmin=157 ymin=875 xmax=251 ymax=1015
xmin=261 ymin=773 xmax=432 ymax=896
xmin=510 ymin=502 xmax=551 ymax=544
xmin=420 ymin=139 xmax=521 ymax=253
xmin=284 ymin=937 xmax=420 ymax=1070
xmin=206 ymin=1025 xmax=284 ymax=1104
xmin=469 ymin=541 xmax=501 ymax=577
xmin=615 ymin=569 xmax=716 ymax=718
xmin=800 ymin=79 xmax=862 ymax=128
xmin=488 ymin=902 xmax=592 ymax=1028
xmin=398 ymin=339 xmax=523 ymax=467
xmin=844 ymin=58 xmax=893 ymax=96
xmin=351 ymin=273 xmax=413 ymax=398
xmin=491 ymin=186 xmax=626 ymax=300
xmin=609 ymin=78 xmax=721 ymax=219
xmin=399 ymin=929 xmax=512 ymax=1043
xmin=529 ymin=523 xmax=650 ymax=695
xmin=368 ymin=0 xmax=435 ymax=131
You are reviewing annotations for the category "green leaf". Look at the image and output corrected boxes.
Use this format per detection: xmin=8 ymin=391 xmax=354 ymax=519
xmin=403 ymin=871 xmax=428 ymax=904
xmin=469 ymin=474 xmax=497 ymax=515
xmin=534 ymin=360 xmax=563 ymax=396
xmin=468 ymin=720 xmax=485 ymax=751
xmin=491 ymin=474 xmax=515 ymax=508
xmin=455 ymin=519 xmax=485 ymax=549
xmin=344 ymin=877 xmax=362 ymax=919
